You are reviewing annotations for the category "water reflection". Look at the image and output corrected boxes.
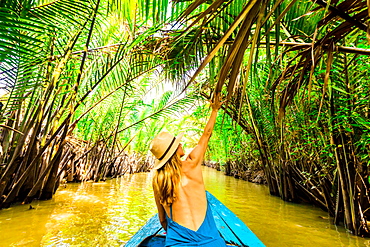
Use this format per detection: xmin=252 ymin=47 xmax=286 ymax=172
xmin=0 ymin=167 xmax=370 ymax=246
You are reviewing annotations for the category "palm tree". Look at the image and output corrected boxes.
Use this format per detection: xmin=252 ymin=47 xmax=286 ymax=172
xmin=164 ymin=0 xmax=369 ymax=236
xmin=0 ymin=0 xmax=191 ymax=207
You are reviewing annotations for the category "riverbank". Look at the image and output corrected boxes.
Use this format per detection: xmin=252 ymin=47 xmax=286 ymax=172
xmin=0 ymin=134 xmax=155 ymax=209
xmin=204 ymin=160 xmax=266 ymax=184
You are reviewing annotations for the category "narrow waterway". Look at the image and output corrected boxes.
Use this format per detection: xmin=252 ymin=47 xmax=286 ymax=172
xmin=0 ymin=166 xmax=369 ymax=247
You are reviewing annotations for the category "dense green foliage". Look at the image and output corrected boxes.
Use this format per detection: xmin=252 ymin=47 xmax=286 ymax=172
xmin=0 ymin=0 xmax=369 ymax=237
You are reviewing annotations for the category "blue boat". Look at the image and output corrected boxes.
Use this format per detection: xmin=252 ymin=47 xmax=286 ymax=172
xmin=125 ymin=191 xmax=265 ymax=247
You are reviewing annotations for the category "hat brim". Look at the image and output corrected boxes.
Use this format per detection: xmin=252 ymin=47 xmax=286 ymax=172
xmin=153 ymin=132 xmax=184 ymax=170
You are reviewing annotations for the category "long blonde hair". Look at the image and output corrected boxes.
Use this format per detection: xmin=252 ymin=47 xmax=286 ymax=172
xmin=152 ymin=153 xmax=182 ymax=206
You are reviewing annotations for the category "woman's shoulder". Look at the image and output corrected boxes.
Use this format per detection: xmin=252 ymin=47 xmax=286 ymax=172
xmin=181 ymin=159 xmax=203 ymax=181
xmin=181 ymin=156 xmax=197 ymax=170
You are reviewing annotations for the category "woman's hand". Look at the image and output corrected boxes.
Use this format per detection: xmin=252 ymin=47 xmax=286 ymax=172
xmin=210 ymin=93 xmax=224 ymax=111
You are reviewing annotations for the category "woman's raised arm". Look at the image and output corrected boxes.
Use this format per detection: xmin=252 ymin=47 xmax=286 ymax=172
xmin=187 ymin=93 xmax=223 ymax=166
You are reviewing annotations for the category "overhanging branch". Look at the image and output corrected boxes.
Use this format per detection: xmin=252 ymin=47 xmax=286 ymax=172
xmin=314 ymin=0 xmax=368 ymax=32
xmin=263 ymin=41 xmax=370 ymax=55
xmin=63 ymin=41 xmax=370 ymax=57
xmin=214 ymin=40 xmax=370 ymax=55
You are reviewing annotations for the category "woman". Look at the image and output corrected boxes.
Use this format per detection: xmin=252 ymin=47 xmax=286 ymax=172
xmin=149 ymin=93 xmax=226 ymax=246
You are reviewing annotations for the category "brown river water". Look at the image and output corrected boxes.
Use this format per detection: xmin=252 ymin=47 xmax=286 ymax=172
xmin=1 ymin=166 xmax=370 ymax=247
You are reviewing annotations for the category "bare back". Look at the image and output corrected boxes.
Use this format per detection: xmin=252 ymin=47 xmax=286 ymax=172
xmin=163 ymin=159 xmax=207 ymax=231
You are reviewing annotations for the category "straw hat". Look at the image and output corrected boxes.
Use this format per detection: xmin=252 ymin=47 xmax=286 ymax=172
xmin=150 ymin=131 xmax=184 ymax=170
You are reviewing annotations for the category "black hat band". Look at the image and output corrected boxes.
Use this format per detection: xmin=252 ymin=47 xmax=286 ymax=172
xmin=158 ymin=137 xmax=176 ymax=160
